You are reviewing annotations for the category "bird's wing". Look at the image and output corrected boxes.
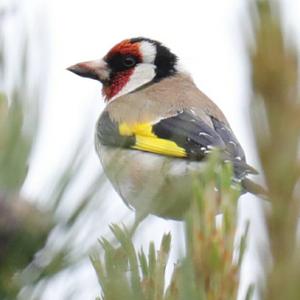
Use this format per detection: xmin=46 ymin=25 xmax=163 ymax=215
xmin=96 ymin=110 xmax=256 ymax=178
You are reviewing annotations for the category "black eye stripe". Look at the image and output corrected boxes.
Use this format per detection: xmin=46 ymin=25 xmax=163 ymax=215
xmin=106 ymin=53 xmax=138 ymax=73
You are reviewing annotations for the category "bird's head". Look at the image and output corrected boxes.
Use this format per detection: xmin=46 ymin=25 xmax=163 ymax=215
xmin=67 ymin=37 xmax=179 ymax=101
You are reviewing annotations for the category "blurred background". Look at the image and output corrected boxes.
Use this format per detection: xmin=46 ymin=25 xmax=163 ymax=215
xmin=1 ymin=0 xmax=300 ymax=299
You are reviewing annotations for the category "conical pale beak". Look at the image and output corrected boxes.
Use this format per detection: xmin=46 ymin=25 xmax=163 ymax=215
xmin=67 ymin=59 xmax=110 ymax=83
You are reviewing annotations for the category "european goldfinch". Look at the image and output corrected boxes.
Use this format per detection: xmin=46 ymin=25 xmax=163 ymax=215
xmin=68 ymin=37 xmax=262 ymax=220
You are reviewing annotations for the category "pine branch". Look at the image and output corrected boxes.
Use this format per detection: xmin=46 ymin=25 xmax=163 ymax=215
xmin=249 ymin=0 xmax=300 ymax=299
xmin=0 ymin=5 xmax=107 ymax=299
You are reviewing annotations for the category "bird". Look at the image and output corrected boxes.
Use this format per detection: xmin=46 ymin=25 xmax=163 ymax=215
xmin=67 ymin=37 xmax=264 ymax=220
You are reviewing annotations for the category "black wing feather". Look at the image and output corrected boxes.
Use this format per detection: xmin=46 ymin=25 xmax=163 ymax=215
xmin=153 ymin=111 xmax=225 ymax=160
xmin=210 ymin=116 xmax=246 ymax=161
xmin=153 ymin=111 xmax=255 ymax=178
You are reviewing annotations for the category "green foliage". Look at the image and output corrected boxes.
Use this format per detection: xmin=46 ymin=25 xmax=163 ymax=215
xmin=249 ymin=0 xmax=300 ymax=299
xmin=0 ymin=5 xmax=106 ymax=299
xmin=0 ymin=10 xmax=52 ymax=296
xmin=0 ymin=94 xmax=30 ymax=190
xmin=92 ymin=225 xmax=171 ymax=300
xmin=91 ymin=154 xmax=247 ymax=300
xmin=0 ymin=198 xmax=53 ymax=297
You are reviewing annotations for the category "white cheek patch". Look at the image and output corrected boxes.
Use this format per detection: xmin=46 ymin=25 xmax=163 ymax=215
xmin=174 ymin=58 xmax=189 ymax=75
xmin=111 ymin=63 xmax=156 ymax=101
xmin=139 ymin=41 xmax=157 ymax=64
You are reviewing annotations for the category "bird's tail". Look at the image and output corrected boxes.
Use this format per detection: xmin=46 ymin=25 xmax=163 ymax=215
xmin=241 ymin=177 xmax=268 ymax=199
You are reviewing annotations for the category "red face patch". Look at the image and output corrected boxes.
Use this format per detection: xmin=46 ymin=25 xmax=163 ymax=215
xmin=105 ymin=39 xmax=142 ymax=61
xmin=103 ymin=68 xmax=134 ymax=100
xmin=103 ymin=39 xmax=142 ymax=100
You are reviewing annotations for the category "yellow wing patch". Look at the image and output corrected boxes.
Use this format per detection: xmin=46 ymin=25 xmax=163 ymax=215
xmin=119 ymin=123 xmax=154 ymax=137
xmin=119 ymin=122 xmax=186 ymax=158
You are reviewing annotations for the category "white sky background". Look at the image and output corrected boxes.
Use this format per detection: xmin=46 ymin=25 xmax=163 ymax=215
xmin=6 ymin=0 xmax=300 ymax=299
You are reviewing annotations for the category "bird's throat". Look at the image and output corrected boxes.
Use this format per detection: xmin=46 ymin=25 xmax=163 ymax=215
xmin=103 ymin=69 xmax=134 ymax=101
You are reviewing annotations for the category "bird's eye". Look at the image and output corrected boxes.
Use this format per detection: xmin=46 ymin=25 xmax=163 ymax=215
xmin=122 ymin=56 xmax=136 ymax=68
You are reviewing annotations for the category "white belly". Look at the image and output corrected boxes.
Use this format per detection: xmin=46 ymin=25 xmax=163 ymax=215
xmin=96 ymin=143 xmax=207 ymax=219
